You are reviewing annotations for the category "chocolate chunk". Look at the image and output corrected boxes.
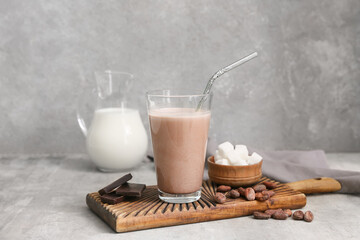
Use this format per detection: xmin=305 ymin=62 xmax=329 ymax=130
xmin=115 ymin=183 xmax=146 ymax=197
xmin=100 ymin=193 xmax=125 ymax=204
xmin=98 ymin=173 xmax=132 ymax=195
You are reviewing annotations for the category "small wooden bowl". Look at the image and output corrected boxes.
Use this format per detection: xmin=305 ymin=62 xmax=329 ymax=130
xmin=207 ymin=156 xmax=263 ymax=187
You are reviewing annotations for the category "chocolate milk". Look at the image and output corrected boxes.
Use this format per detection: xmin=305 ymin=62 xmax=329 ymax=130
xmin=149 ymin=108 xmax=211 ymax=194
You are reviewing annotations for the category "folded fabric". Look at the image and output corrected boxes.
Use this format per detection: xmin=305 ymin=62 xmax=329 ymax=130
xmin=210 ymin=148 xmax=360 ymax=194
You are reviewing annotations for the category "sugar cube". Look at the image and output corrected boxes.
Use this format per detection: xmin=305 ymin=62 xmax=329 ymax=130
xmin=214 ymin=150 xmax=223 ymax=161
xmin=235 ymin=145 xmax=249 ymax=158
xmin=218 ymin=141 xmax=234 ymax=158
xmin=215 ymin=158 xmax=230 ymax=166
xmin=248 ymin=152 xmax=263 ymax=165
xmin=233 ymin=158 xmax=248 ymax=166
xmin=227 ymin=151 xmax=244 ymax=165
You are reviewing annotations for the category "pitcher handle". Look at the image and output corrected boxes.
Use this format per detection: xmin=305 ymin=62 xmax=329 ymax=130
xmin=76 ymin=68 xmax=97 ymax=137
xmin=76 ymin=86 xmax=96 ymax=137
xmin=76 ymin=111 xmax=88 ymax=137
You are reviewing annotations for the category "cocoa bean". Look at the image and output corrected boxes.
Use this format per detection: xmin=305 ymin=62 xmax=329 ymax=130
xmin=263 ymin=181 xmax=277 ymax=189
xmin=244 ymin=187 xmax=255 ymax=201
xmin=230 ymin=189 xmax=240 ymax=198
xmin=272 ymin=209 xmax=288 ymax=220
xmin=283 ymin=209 xmax=292 ymax=217
xmin=253 ymin=184 xmax=267 ymax=192
xmin=292 ymin=210 xmax=304 ymax=220
xmin=217 ymin=185 xmax=231 ymax=192
xmin=265 ymin=209 xmax=280 ymax=217
xmin=214 ymin=192 xmax=226 ymax=204
xmin=253 ymin=211 xmax=271 ymax=219
xmin=255 ymin=192 xmax=262 ymax=200
xmin=255 ymin=192 xmax=269 ymax=201
xmin=304 ymin=211 xmax=314 ymax=222
xmin=237 ymin=187 xmax=246 ymax=196
xmin=262 ymin=190 xmax=276 ymax=197
xmin=262 ymin=192 xmax=271 ymax=199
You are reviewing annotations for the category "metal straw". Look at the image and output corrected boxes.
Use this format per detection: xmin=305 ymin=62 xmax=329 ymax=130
xmin=196 ymin=52 xmax=258 ymax=110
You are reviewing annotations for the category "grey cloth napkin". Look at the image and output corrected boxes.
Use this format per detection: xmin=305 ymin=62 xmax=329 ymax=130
xmin=227 ymin=149 xmax=360 ymax=194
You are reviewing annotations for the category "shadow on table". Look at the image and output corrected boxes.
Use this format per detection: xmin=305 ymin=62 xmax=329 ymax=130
xmin=62 ymin=156 xmax=99 ymax=173
xmin=84 ymin=207 xmax=115 ymax=233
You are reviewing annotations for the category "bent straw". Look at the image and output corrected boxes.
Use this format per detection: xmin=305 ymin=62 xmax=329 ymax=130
xmin=196 ymin=52 xmax=258 ymax=110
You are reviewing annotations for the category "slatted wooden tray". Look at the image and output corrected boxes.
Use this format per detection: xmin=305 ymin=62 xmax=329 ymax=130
xmin=86 ymin=177 xmax=306 ymax=233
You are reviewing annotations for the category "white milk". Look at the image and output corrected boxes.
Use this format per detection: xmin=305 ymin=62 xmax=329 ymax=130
xmin=86 ymin=108 xmax=148 ymax=171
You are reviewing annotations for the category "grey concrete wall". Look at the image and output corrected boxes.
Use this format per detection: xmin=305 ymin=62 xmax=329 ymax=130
xmin=0 ymin=0 xmax=359 ymax=154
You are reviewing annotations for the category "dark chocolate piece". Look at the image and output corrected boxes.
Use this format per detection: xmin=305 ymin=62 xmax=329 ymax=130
xmin=98 ymin=173 xmax=132 ymax=195
xmin=100 ymin=193 xmax=125 ymax=205
xmin=115 ymin=183 xmax=146 ymax=197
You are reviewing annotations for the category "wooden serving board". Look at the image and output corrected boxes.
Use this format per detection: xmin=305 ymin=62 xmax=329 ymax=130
xmin=86 ymin=177 xmax=308 ymax=233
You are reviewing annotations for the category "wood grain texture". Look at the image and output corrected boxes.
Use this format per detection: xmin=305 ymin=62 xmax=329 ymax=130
xmin=285 ymin=177 xmax=341 ymax=194
xmin=207 ymin=156 xmax=262 ymax=186
xmin=86 ymin=177 xmax=306 ymax=233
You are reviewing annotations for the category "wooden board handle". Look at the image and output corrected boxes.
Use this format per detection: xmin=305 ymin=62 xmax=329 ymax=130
xmin=285 ymin=177 xmax=341 ymax=194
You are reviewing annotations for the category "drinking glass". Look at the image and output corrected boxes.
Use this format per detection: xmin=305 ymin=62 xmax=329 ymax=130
xmin=146 ymin=90 xmax=212 ymax=203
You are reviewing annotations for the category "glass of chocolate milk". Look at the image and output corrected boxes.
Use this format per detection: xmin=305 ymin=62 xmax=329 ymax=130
xmin=146 ymin=90 xmax=212 ymax=203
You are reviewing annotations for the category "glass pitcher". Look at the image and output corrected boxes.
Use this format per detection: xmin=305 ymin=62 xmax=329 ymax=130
xmin=77 ymin=70 xmax=148 ymax=172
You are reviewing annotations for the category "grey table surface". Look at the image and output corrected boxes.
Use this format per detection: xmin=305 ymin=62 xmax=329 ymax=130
xmin=1 ymin=153 xmax=360 ymax=240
